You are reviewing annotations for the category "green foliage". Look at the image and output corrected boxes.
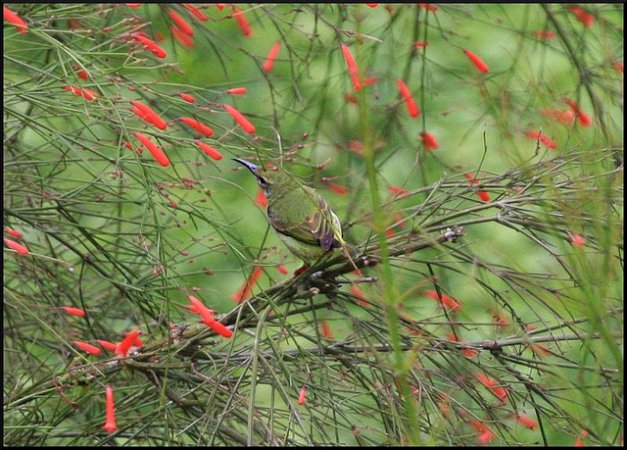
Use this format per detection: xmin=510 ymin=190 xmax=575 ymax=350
xmin=3 ymin=3 xmax=623 ymax=446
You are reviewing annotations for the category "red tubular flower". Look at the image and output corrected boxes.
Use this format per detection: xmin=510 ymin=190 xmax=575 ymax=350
xmin=196 ymin=141 xmax=223 ymax=160
xmin=3 ymin=6 xmax=28 ymax=34
xmin=569 ymin=6 xmax=594 ymax=27
xmin=115 ymin=330 xmax=141 ymax=356
xmin=170 ymin=24 xmax=194 ymax=48
xmin=387 ymin=185 xmax=409 ymax=197
xmin=414 ymin=41 xmax=428 ymax=48
xmin=223 ymin=104 xmax=256 ymax=134
xmin=263 ymin=42 xmax=281 ymax=73
xmin=516 ymin=413 xmax=538 ymax=430
xmin=4 ymin=238 xmax=29 ymax=255
xmin=277 ymin=264 xmax=289 ymax=275
xmin=231 ymin=266 xmax=264 ymax=302
xmin=420 ymin=131 xmax=439 ymax=150
xmin=534 ymin=30 xmax=556 ymax=40
xmin=102 ymin=385 xmax=118 ymax=433
xmin=396 ymin=79 xmax=412 ymax=99
xmin=64 ymin=86 xmax=98 ymax=101
xmin=73 ymin=65 xmax=89 ymax=80
xmin=477 ymin=429 xmax=494 ymax=445
xmin=73 ymin=341 xmax=102 ymax=355
xmin=226 ymin=87 xmax=247 ymax=95
xmin=613 ymin=61 xmax=624 ymax=73
xmin=492 ymin=310 xmax=510 ymax=330
xmin=366 ymin=3 xmax=378 ymax=7
xmin=4 ymin=227 xmax=22 ymax=238
xmin=320 ymin=320 xmax=334 ymax=339
xmin=184 ymin=304 xmax=201 ymax=313
xmin=446 ymin=333 xmax=478 ymax=358
xmin=475 ymin=372 xmax=508 ymax=402
xmin=232 ymin=6 xmax=251 ymax=37
xmin=464 ymin=173 xmax=490 ymax=201
xmin=187 ymin=295 xmax=215 ymax=320
xmin=132 ymin=33 xmax=167 ymax=58
xmin=97 ymin=340 xmax=118 ymax=351
xmin=425 ymin=290 xmax=461 ymax=311
xmin=396 ymin=79 xmax=420 ymax=118
xmin=186 ymin=295 xmax=232 ymax=337
xmin=437 ymin=396 xmax=451 ymax=418
xmin=203 ymin=317 xmax=233 ymax=338
xmin=418 ymin=3 xmax=438 ymax=12
xmin=526 ymin=130 xmax=557 ymax=150
xmin=464 ymin=172 xmax=480 ymax=185
xmin=180 ymin=117 xmax=214 ymax=137
xmin=134 ymin=132 xmax=170 ymax=166
xmin=178 ymin=93 xmax=196 ymax=103
xmin=62 ymin=306 xmax=86 ymax=317
xmin=297 ymin=385 xmax=307 ymax=405
xmin=168 ymin=8 xmax=194 ymax=35
xmin=256 ymin=188 xmax=268 ymax=207
xmin=464 ymin=49 xmax=490 ymax=73
xmin=350 ymin=285 xmax=369 ymax=307
xmin=403 ymin=97 xmax=420 ymax=118
xmin=564 ymin=99 xmax=592 ymax=127
xmin=574 ymin=429 xmax=589 ymax=446
xmin=468 ymin=419 xmax=493 ymax=445
xmin=350 ymin=285 xmax=365 ymax=298
xmin=570 ymin=234 xmax=585 ymax=247
xmin=341 ymin=44 xmax=361 ymax=91
xmin=327 ymin=182 xmax=348 ymax=196
xmin=215 ymin=4 xmax=225 ymax=11
xmin=540 ymin=108 xmax=576 ymax=125
xmin=183 ymin=3 xmax=209 ymax=22
xmin=130 ymin=100 xmax=167 ymax=130
xmin=477 ymin=191 xmax=490 ymax=202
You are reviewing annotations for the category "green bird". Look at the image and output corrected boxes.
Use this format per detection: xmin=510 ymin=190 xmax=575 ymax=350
xmin=233 ymin=158 xmax=346 ymax=266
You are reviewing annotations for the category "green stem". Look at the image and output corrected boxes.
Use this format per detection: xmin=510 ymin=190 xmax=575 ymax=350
xmin=352 ymin=31 xmax=422 ymax=445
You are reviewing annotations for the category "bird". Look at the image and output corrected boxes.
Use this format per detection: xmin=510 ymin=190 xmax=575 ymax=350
xmin=233 ymin=158 xmax=346 ymax=269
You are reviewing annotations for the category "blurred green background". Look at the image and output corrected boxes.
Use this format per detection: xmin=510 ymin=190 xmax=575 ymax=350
xmin=4 ymin=3 xmax=623 ymax=446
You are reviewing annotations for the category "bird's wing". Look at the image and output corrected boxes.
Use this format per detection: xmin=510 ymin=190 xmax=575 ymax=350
xmin=268 ymin=192 xmax=342 ymax=251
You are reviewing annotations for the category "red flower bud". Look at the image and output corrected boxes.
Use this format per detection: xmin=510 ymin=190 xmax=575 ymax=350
xmin=297 ymin=385 xmax=307 ymax=405
xmin=4 ymin=238 xmax=29 ymax=255
xmin=226 ymin=87 xmax=247 ymax=95
xmin=263 ymin=42 xmax=281 ymax=73
xmin=62 ymin=306 xmax=86 ymax=317
xmin=102 ymin=385 xmax=118 ymax=433
xmin=196 ymin=141 xmax=223 ymax=160
xmin=180 ymin=117 xmax=214 ymax=137
xmin=183 ymin=4 xmax=209 ymax=22
xmin=134 ymin=132 xmax=170 ymax=167
xmin=463 ymin=49 xmax=489 ymax=73
xmin=3 ymin=6 xmax=28 ymax=34
xmin=178 ymin=93 xmax=196 ymax=103
xmin=223 ymin=104 xmax=256 ymax=134
xmin=167 ymin=9 xmax=194 ymax=36
xmin=73 ymin=341 xmax=102 ymax=355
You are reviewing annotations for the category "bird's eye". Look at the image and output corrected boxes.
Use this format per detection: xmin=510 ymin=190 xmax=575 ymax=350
xmin=257 ymin=176 xmax=268 ymax=186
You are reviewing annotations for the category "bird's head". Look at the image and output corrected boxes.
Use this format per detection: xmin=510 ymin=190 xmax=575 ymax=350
xmin=233 ymin=158 xmax=290 ymax=196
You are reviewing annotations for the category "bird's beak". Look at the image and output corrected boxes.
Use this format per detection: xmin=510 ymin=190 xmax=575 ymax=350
xmin=233 ymin=158 xmax=260 ymax=175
